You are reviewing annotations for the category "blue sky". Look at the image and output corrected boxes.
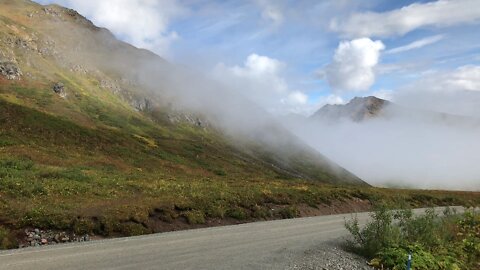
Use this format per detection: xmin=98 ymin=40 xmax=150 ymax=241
xmin=35 ymin=0 xmax=480 ymax=115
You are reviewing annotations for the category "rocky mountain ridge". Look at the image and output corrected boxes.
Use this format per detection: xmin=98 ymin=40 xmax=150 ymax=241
xmin=311 ymin=96 xmax=480 ymax=128
xmin=0 ymin=0 xmax=364 ymax=184
xmin=311 ymin=96 xmax=390 ymax=122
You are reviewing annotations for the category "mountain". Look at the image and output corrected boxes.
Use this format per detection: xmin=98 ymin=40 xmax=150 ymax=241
xmin=311 ymin=96 xmax=390 ymax=122
xmin=0 ymin=0 xmax=372 ymax=244
xmin=311 ymin=96 xmax=480 ymax=128
xmin=1 ymin=1 xmax=479 ymax=250
xmin=0 ymin=0 xmax=365 ymax=184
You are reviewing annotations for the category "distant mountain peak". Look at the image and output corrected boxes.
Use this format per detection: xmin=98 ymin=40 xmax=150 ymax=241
xmin=312 ymin=96 xmax=390 ymax=122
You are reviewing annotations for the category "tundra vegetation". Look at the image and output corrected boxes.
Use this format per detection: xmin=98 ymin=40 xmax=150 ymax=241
xmin=0 ymin=84 xmax=479 ymax=249
xmin=345 ymin=205 xmax=480 ymax=270
xmin=0 ymin=0 xmax=479 ymax=251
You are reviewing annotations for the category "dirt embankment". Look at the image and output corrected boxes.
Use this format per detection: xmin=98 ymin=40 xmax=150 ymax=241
xmin=13 ymin=198 xmax=372 ymax=249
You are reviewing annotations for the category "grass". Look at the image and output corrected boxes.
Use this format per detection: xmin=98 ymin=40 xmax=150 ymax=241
xmin=0 ymin=2 xmax=479 ymax=250
xmin=0 ymin=88 xmax=478 ymax=250
xmin=345 ymin=205 xmax=480 ymax=269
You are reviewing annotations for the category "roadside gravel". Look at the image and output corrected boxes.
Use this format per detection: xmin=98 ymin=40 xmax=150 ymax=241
xmin=286 ymin=240 xmax=374 ymax=270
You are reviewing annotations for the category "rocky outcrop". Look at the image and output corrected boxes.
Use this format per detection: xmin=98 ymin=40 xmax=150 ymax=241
xmin=2 ymin=24 xmax=58 ymax=58
xmin=52 ymin=82 xmax=67 ymax=98
xmin=167 ymin=112 xmax=209 ymax=128
xmin=0 ymin=61 xmax=22 ymax=80
xmin=99 ymin=78 xmax=155 ymax=112
xmin=131 ymin=97 xmax=152 ymax=112
xmin=312 ymin=96 xmax=390 ymax=122
xmin=40 ymin=6 xmax=99 ymax=31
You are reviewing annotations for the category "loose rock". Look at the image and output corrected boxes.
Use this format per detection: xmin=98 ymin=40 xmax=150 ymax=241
xmin=286 ymin=242 xmax=374 ymax=270
xmin=0 ymin=61 xmax=22 ymax=80
xmin=21 ymin=228 xmax=91 ymax=248
xmin=52 ymin=82 xmax=67 ymax=98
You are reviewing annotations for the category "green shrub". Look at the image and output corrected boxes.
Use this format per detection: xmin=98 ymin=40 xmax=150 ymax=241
xmin=38 ymin=168 xmax=91 ymax=182
xmin=184 ymin=210 xmax=206 ymax=224
xmin=72 ymin=217 xmax=97 ymax=235
xmin=374 ymin=244 xmax=461 ymax=270
xmin=394 ymin=208 xmax=444 ymax=247
xmin=20 ymin=207 xmax=72 ymax=230
xmin=155 ymin=208 xmax=178 ymax=223
xmin=0 ymin=158 xmax=34 ymax=170
xmin=345 ymin=204 xmax=400 ymax=258
xmin=205 ymin=204 xmax=227 ymax=219
xmin=457 ymin=211 xmax=480 ymax=266
xmin=118 ymin=222 xmax=149 ymax=236
xmin=0 ymin=136 xmax=15 ymax=147
xmin=226 ymin=207 xmax=248 ymax=220
xmin=97 ymin=217 xmax=120 ymax=236
xmin=345 ymin=206 xmax=479 ymax=270
xmin=213 ymin=169 xmax=227 ymax=176
xmin=279 ymin=206 xmax=299 ymax=219
xmin=251 ymin=205 xmax=272 ymax=219
xmin=0 ymin=226 xmax=16 ymax=250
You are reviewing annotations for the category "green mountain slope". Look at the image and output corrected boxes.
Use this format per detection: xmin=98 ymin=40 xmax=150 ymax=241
xmin=0 ymin=0 xmax=363 ymax=185
xmin=1 ymin=1 xmax=478 ymax=249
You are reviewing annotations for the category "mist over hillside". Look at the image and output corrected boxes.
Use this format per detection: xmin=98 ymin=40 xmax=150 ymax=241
xmin=1 ymin=0 xmax=480 ymax=254
xmin=0 ymin=0 xmax=363 ymax=185
xmin=18 ymin=0 xmax=479 ymax=192
xmin=284 ymin=95 xmax=480 ymax=191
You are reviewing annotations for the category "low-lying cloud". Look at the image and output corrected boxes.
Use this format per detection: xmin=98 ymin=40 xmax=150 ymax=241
xmin=288 ymin=116 xmax=480 ymax=191
xmin=395 ymin=65 xmax=480 ymax=117
xmin=213 ymin=54 xmax=309 ymax=114
xmin=287 ymin=65 xmax=480 ymax=191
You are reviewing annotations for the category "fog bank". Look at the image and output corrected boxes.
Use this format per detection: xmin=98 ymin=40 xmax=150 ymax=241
xmin=285 ymin=98 xmax=480 ymax=191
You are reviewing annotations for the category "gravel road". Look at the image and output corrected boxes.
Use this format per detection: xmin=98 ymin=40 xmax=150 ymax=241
xmin=0 ymin=207 xmax=459 ymax=270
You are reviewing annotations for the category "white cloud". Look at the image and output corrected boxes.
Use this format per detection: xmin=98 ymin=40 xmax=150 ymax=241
xmin=394 ymin=65 xmax=480 ymax=117
xmin=255 ymin=0 xmax=284 ymax=26
xmin=40 ymin=0 xmax=185 ymax=56
xmin=242 ymin=54 xmax=285 ymax=77
xmin=213 ymin=54 xmax=309 ymax=114
xmin=448 ymin=66 xmax=480 ymax=91
xmin=415 ymin=65 xmax=480 ymax=92
xmin=323 ymin=38 xmax=385 ymax=92
xmin=282 ymin=94 xmax=345 ymax=117
xmin=386 ymin=35 xmax=445 ymax=54
xmin=331 ymin=0 xmax=480 ymax=38
xmin=283 ymin=91 xmax=308 ymax=105
xmin=323 ymin=94 xmax=345 ymax=105
xmin=371 ymin=89 xmax=394 ymax=101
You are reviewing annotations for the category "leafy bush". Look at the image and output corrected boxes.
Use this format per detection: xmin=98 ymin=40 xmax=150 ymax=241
xmin=20 ymin=207 xmax=72 ymax=230
xmin=345 ymin=206 xmax=479 ymax=269
xmin=118 ymin=222 xmax=150 ymax=236
xmin=457 ymin=211 xmax=480 ymax=266
xmin=72 ymin=218 xmax=97 ymax=235
xmin=205 ymin=203 xmax=227 ymax=219
xmin=0 ymin=226 xmax=16 ymax=249
xmin=345 ymin=204 xmax=401 ymax=258
xmin=0 ymin=158 xmax=34 ymax=171
xmin=226 ymin=207 xmax=248 ymax=220
xmin=184 ymin=210 xmax=206 ymax=224
xmin=279 ymin=206 xmax=299 ymax=219
xmin=373 ymin=244 xmax=461 ymax=270
xmin=0 ymin=135 xmax=15 ymax=147
xmin=251 ymin=205 xmax=272 ymax=219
